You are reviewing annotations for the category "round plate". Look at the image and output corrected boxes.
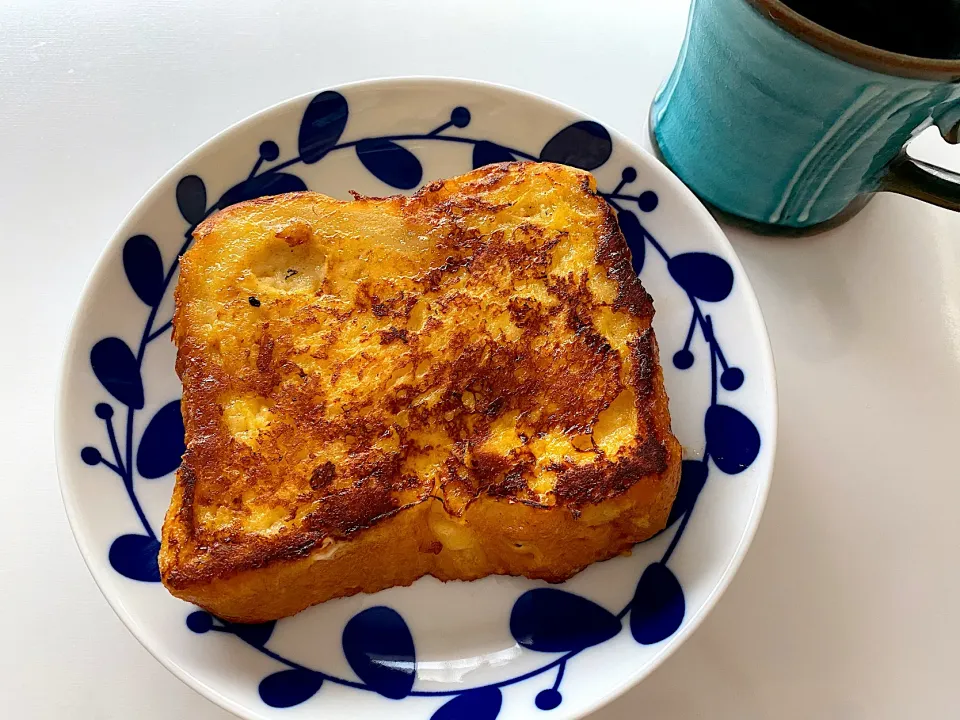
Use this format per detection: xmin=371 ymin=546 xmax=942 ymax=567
xmin=56 ymin=78 xmax=777 ymax=720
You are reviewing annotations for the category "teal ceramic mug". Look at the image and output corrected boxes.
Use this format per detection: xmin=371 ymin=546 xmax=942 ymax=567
xmin=652 ymin=0 xmax=960 ymax=230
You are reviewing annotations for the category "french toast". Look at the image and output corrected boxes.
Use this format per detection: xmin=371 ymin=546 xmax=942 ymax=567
xmin=160 ymin=161 xmax=681 ymax=623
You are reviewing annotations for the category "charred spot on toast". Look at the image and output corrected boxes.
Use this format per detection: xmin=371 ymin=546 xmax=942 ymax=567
xmin=309 ymin=461 xmax=336 ymax=491
xmin=161 ymin=161 xmax=678 ymax=590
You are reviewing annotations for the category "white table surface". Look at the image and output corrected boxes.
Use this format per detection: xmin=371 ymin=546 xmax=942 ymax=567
xmin=3 ymin=1 xmax=959 ymax=718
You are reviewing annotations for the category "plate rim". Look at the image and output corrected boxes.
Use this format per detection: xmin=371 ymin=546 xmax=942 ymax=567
xmin=54 ymin=75 xmax=778 ymax=720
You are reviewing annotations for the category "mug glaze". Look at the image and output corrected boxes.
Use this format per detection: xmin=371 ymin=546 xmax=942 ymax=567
xmin=652 ymin=0 xmax=960 ymax=229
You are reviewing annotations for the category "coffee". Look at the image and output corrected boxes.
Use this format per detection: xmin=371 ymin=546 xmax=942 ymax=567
xmin=781 ymin=0 xmax=960 ymax=59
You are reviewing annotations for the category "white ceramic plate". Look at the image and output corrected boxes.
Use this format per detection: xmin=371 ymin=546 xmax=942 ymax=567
xmin=56 ymin=78 xmax=776 ymax=720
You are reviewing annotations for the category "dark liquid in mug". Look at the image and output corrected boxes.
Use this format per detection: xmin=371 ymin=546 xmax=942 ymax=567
xmin=781 ymin=0 xmax=960 ymax=59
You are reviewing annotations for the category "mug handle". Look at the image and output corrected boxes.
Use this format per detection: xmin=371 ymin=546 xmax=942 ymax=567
xmin=884 ymin=121 xmax=960 ymax=212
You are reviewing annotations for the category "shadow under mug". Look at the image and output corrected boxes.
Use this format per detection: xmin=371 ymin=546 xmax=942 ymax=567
xmin=651 ymin=0 xmax=960 ymax=231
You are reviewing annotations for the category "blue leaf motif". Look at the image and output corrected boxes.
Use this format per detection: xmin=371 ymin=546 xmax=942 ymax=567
xmin=176 ymin=175 xmax=207 ymax=225
xmin=616 ymin=210 xmax=646 ymax=276
xmin=432 ymin=687 xmax=502 ymax=720
xmin=91 ymin=337 xmax=144 ymax=409
xmin=667 ymin=460 xmax=708 ymax=527
xmin=342 ymin=606 xmax=416 ymax=699
xmin=217 ymin=172 xmax=308 ymax=210
xmin=299 ymin=91 xmax=349 ymax=164
xmin=217 ymin=172 xmax=307 ymax=210
xmin=136 ymin=400 xmax=185 ymax=479
xmin=356 ymin=139 xmax=423 ymax=190
xmin=472 ymin=141 xmax=515 ymax=169
xmin=122 ymin=235 xmax=164 ymax=307
xmin=539 ymin=120 xmax=612 ymax=170
xmin=109 ymin=534 xmax=160 ymax=582
xmin=667 ymin=252 xmax=734 ymax=302
xmin=510 ymin=589 xmax=620 ymax=653
xmin=630 ymin=562 xmax=684 ymax=645
xmin=228 ymin=620 xmax=277 ymax=648
xmin=259 ymin=669 xmax=324 ymax=708
xmin=705 ymin=405 xmax=761 ymax=475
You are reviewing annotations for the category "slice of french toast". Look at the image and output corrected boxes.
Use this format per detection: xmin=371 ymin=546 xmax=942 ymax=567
xmin=160 ymin=161 xmax=681 ymax=623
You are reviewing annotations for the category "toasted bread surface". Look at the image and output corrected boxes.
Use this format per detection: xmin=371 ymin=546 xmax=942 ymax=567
xmin=160 ymin=162 xmax=681 ymax=622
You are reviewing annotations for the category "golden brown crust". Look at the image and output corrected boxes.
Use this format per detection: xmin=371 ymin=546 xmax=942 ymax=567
xmin=160 ymin=161 xmax=681 ymax=622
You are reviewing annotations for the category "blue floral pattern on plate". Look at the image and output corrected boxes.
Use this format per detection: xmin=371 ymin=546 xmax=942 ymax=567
xmin=80 ymin=90 xmax=761 ymax=718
